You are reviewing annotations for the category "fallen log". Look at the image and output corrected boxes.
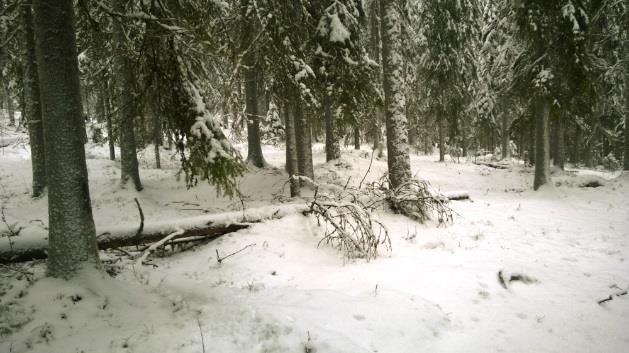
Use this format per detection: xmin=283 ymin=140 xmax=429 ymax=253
xmin=474 ymin=162 xmax=509 ymax=170
xmin=0 ymin=203 xmax=309 ymax=263
xmin=0 ymin=222 xmax=250 ymax=263
xmin=441 ymin=191 xmax=470 ymax=201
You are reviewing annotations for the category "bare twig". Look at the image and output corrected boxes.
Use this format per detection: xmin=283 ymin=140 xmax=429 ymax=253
xmin=134 ymin=198 xmax=145 ymax=246
xmin=196 ymin=317 xmax=206 ymax=353
xmin=216 ymin=243 xmax=256 ymax=263
xmin=358 ymin=149 xmax=375 ymax=190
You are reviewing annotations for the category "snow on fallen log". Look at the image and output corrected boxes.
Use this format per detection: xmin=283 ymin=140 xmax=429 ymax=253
xmin=0 ymin=203 xmax=309 ymax=263
xmin=439 ymin=191 xmax=470 ymax=201
xmin=473 ymin=162 xmax=509 ymax=170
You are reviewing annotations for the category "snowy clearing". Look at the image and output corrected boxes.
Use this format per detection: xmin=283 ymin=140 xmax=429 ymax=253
xmin=1 ymin=137 xmax=628 ymax=353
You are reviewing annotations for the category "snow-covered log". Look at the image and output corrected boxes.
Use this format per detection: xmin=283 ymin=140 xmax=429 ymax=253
xmin=0 ymin=204 xmax=308 ymax=263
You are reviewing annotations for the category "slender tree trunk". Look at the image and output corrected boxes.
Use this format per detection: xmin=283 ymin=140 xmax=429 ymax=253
xmin=369 ymin=0 xmax=385 ymax=158
xmin=438 ymin=117 xmax=445 ymax=162
xmin=103 ymin=82 xmax=115 ymax=161
xmin=284 ymin=102 xmax=300 ymax=196
xmin=21 ymin=1 xmax=46 ymax=197
xmin=324 ymin=93 xmax=341 ymax=161
xmin=353 ymin=125 xmax=360 ymax=150
xmin=242 ymin=0 xmax=265 ymax=168
xmin=556 ymin=115 xmax=565 ymax=170
xmin=461 ymin=117 xmax=467 ymax=158
xmin=6 ymin=86 xmax=14 ymax=126
xmin=501 ymin=113 xmax=510 ymax=160
xmin=33 ymin=0 xmax=101 ymax=277
xmin=244 ymin=63 xmax=266 ymax=167
xmin=113 ymin=0 xmax=142 ymax=190
xmin=574 ymin=124 xmax=581 ymax=165
xmin=153 ymin=113 xmax=161 ymax=169
xmin=294 ymin=97 xmax=314 ymax=180
xmin=534 ymin=98 xmax=551 ymax=190
xmin=380 ymin=0 xmax=411 ymax=189
xmin=623 ymin=0 xmax=629 ymax=171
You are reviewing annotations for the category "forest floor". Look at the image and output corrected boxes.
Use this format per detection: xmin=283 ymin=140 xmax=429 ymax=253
xmin=1 ymin=124 xmax=628 ymax=353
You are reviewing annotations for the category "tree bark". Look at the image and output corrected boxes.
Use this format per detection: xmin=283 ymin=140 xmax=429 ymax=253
xmin=242 ymin=0 xmax=266 ymax=168
xmin=353 ymin=125 xmax=360 ymax=150
xmin=324 ymin=93 xmax=341 ymax=161
xmin=284 ymin=101 xmax=300 ymax=197
xmin=623 ymin=0 xmax=629 ymax=171
xmin=294 ymin=97 xmax=314 ymax=180
xmin=33 ymin=0 xmax=101 ymax=277
xmin=21 ymin=0 xmax=46 ymax=197
xmin=244 ymin=63 xmax=266 ymax=167
xmin=113 ymin=0 xmax=142 ymax=190
xmin=534 ymin=98 xmax=551 ymax=190
xmin=380 ymin=0 xmax=411 ymax=189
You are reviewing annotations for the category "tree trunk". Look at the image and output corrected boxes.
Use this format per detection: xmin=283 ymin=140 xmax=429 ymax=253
xmin=33 ymin=0 xmax=101 ymax=278
xmin=153 ymin=113 xmax=161 ymax=169
xmin=5 ymin=85 xmax=14 ymax=126
xmin=102 ymin=81 xmax=115 ymax=160
xmin=438 ymin=117 xmax=445 ymax=162
xmin=295 ymin=98 xmax=314 ymax=180
xmin=21 ymin=1 xmax=46 ymax=197
xmin=574 ymin=124 xmax=581 ymax=165
xmin=555 ymin=115 xmax=565 ymax=170
xmin=242 ymin=0 xmax=265 ymax=168
xmin=244 ymin=63 xmax=266 ymax=167
xmin=623 ymin=0 xmax=629 ymax=171
xmin=534 ymin=98 xmax=551 ymax=190
xmin=380 ymin=0 xmax=411 ymax=189
xmin=501 ymin=113 xmax=510 ymax=160
xmin=113 ymin=0 xmax=142 ymax=190
xmin=324 ymin=93 xmax=341 ymax=161
xmin=353 ymin=125 xmax=360 ymax=150
xmin=408 ymin=115 xmax=417 ymax=148
xmin=284 ymin=101 xmax=300 ymax=197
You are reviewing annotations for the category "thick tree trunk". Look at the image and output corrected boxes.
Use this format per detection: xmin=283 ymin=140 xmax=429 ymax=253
xmin=438 ymin=117 xmax=445 ymax=162
xmin=284 ymin=101 xmax=300 ymax=197
xmin=380 ymin=0 xmax=411 ymax=189
xmin=534 ymin=98 xmax=551 ymax=190
xmin=324 ymin=93 xmax=341 ymax=161
xmin=113 ymin=0 xmax=142 ymax=190
xmin=353 ymin=125 xmax=360 ymax=150
xmin=501 ymin=113 xmax=510 ymax=160
xmin=294 ymin=98 xmax=314 ymax=180
xmin=21 ymin=1 xmax=46 ymax=197
xmin=33 ymin=0 xmax=101 ymax=277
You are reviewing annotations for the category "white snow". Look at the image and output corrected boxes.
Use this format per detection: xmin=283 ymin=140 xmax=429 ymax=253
xmin=1 ymin=123 xmax=628 ymax=353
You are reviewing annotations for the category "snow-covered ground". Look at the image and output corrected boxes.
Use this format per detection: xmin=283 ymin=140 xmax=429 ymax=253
xmin=1 ymin=124 xmax=628 ymax=353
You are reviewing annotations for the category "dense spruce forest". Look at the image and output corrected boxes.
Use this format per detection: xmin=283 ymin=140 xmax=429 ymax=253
xmin=0 ymin=1 xmax=627 ymax=352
